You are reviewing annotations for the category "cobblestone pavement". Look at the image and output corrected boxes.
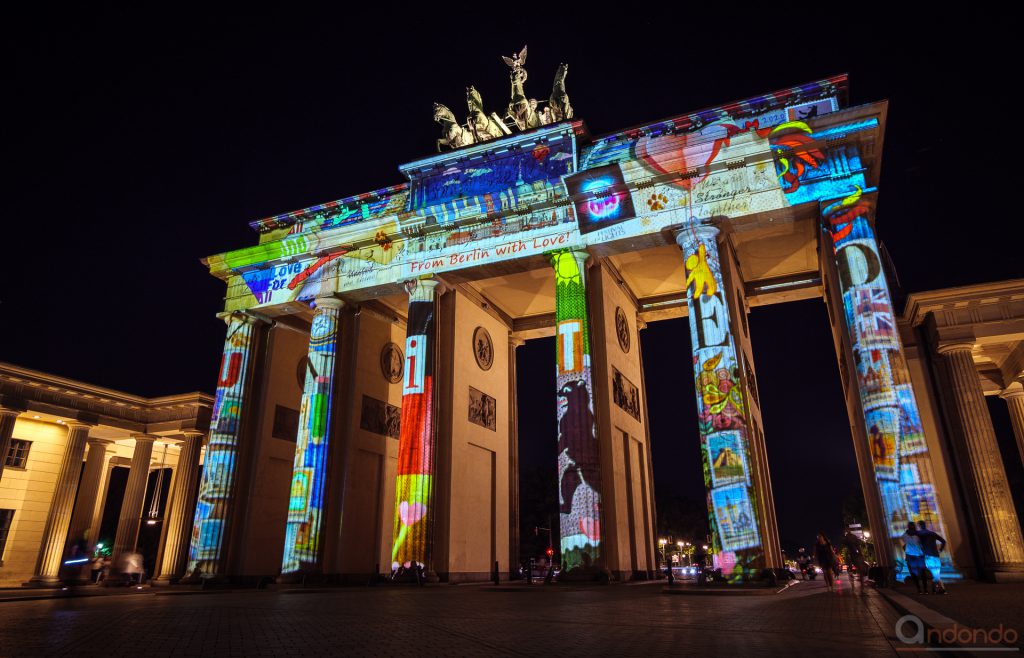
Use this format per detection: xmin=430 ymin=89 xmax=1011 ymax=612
xmin=889 ymin=579 xmax=1024 ymax=635
xmin=0 ymin=579 xmax=905 ymax=657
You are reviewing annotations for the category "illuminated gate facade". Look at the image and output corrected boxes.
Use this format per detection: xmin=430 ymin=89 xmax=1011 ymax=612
xmin=172 ymin=74 xmax=1024 ymax=584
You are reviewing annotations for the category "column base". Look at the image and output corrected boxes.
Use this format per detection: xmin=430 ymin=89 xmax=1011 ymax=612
xmin=150 ymin=575 xmax=179 ymax=587
xmin=990 ymin=566 xmax=1024 ymax=583
xmin=23 ymin=576 xmax=63 ymax=588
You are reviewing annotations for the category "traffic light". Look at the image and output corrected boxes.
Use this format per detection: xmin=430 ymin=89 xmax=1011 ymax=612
xmin=545 ymin=547 xmax=554 ymax=557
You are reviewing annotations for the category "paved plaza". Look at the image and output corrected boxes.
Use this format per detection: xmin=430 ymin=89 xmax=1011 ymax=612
xmin=0 ymin=579 xmax=934 ymax=657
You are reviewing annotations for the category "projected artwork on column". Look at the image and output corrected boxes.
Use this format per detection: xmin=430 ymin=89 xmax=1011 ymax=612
xmin=187 ymin=313 xmax=256 ymax=576
xmin=392 ymin=279 xmax=438 ymax=570
xmin=677 ymin=225 xmax=763 ymax=575
xmin=551 ymin=250 xmax=603 ymax=573
xmin=281 ymin=300 xmax=341 ymax=574
xmin=824 ymin=187 xmax=955 ymax=578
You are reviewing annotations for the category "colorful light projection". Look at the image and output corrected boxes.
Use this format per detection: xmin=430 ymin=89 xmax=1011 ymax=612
xmin=551 ymin=250 xmax=603 ymax=573
xmin=187 ymin=312 xmax=258 ymax=576
xmin=823 ymin=188 xmax=956 ymax=578
xmin=564 ymin=164 xmax=636 ymax=234
xmin=676 ymin=225 xmax=762 ymax=574
xmin=392 ymin=278 xmax=439 ymax=570
xmin=281 ymin=299 xmax=342 ymax=574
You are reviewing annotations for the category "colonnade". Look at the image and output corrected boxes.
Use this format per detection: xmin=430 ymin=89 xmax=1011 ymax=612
xmin=12 ymin=220 xmax=1024 ymax=584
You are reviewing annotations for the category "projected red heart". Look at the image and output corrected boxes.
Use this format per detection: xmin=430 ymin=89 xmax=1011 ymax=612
xmin=635 ymin=124 xmax=745 ymax=191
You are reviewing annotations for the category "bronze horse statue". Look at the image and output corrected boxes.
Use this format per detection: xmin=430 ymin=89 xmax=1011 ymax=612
xmin=546 ymin=63 xmax=573 ymax=123
xmin=433 ymin=103 xmax=474 ymax=150
xmin=466 ymin=86 xmax=509 ymax=142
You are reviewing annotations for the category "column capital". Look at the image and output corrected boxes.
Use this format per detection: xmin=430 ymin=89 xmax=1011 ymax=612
xmin=509 ymin=335 xmax=526 ymax=349
xmin=86 ymin=437 xmax=114 ymax=447
xmin=405 ymin=277 xmax=440 ymax=302
xmin=130 ymin=433 xmax=158 ymax=445
xmin=672 ymin=222 xmax=720 ymax=250
xmin=64 ymin=420 xmax=96 ymax=431
xmin=548 ymin=248 xmax=590 ymax=267
xmin=1000 ymin=381 xmax=1024 ymax=401
xmin=216 ymin=310 xmax=267 ymax=326
xmin=936 ymin=341 xmax=976 ymax=356
xmin=313 ymin=296 xmax=345 ymax=311
xmin=0 ymin=406 xmax=22 ymax=419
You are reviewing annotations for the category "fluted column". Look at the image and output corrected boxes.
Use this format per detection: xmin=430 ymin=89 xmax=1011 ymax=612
xmin=0 ymin=406 xmax=23 ymax=482
xmin=154 ymin=431 xmax=204 ymax=584
xmin=26 ymin=421 xmax=93 ymax=586
xmin=187 ymin=311 xmax=260 ymax=578
xmin=937 ymin=343 xmax=1024 ymax=571
xmin=392 ymin=278 xmax=440 ymax=573
xmin=281 ymin=297 xmax=344 ymax=576
xmin=89 ymin=456 xmax=117 ymax=549
xmin=673 ymin=225 xmax=765 ymax=571
xmin=550 ymin=249 xmax=605 ymax=574
xmin=111 ymin=435 xmax=156 ymax=565
xmin=1000 ymin=382 xmax=1024 ymax=467
xmin=66 ymin=438 xmax=113 ymax=550
xmin=508 ymin=335 xmax=524 ymax=577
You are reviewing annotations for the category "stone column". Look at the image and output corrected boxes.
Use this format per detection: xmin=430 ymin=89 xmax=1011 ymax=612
xmin=281 ymin=297 xmax=344 ymax=577
xmin=937 ymin=344 xmax=1024 ymax=573
xmin=26 ymin=421 xmax=93 ymax=586
xmin=673 ymin=224 xmax=765 ymax=573
xmin=0 ymin=405 xmax=24 ymax=482
xmin=154 ymin=431 xmax=204 ymax=584
xmin=66 ymin=438 xmax=113 ymax=550
xmin=187 ymin=311 xmax=260 ymax=578
xmin=89 ymin=456 xmax=117 ymax=550
xmin=550 ymin=249 xmax=605 ymax=576
xmin=392 ymin=278 xmax=440 ymax=574
xmin=1000 ymin=382 xmax=1024 ymax=467
xmin=508 ymin=335 xmax=524 ymax=578
xmin=111 ymin=435 xmax=156 ymax=564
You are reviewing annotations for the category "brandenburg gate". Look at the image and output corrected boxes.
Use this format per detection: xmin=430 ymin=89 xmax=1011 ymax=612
xmin=171 ymin=56 xmax=1024 ymax=584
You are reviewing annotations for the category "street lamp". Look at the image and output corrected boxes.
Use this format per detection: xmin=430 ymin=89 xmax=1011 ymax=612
xmin=659 ymin=538 xmax=668 ymax=570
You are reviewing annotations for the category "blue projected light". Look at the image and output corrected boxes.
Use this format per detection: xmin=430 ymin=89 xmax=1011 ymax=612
xmin=565 ymin=163 xmax=636 ymax=234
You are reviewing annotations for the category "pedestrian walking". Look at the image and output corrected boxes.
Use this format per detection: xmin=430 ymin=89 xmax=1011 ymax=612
xmin=842 ymin=530 xmax=870 ymax=590
xmin=915 ymin=520 xmax=947 ymax=594
xmin=815 ymin=532 xmax=838 ymax=592
xmin=796 ymin=547 xmax=811 ymax=580
xmin=902 ymin=522 xmax=926 ymax=594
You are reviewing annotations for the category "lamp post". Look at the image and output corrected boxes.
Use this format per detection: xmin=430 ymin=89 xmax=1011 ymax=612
xmin=659 ymin=538 xmax=668 ymax=571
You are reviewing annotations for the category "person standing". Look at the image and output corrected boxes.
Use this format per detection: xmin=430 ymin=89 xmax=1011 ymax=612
xmin=815 ymin=533 xmax=838 ymax=592
xmin=916 ymin=520 xmax=947 ymax=594
xmin=902 ymin=522 xmax=926 ymax=594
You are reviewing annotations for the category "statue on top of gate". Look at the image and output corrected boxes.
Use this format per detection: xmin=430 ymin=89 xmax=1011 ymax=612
xmin=432 ymin=45 xmax=574 ymax=151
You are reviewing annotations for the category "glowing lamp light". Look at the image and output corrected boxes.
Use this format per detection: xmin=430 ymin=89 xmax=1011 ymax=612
xmin=659 ymin=538 xmax=668 ymax=546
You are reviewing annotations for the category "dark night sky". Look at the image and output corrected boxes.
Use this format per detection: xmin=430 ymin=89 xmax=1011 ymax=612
xmin=5 ymin=9 xmax=1017 ymax=554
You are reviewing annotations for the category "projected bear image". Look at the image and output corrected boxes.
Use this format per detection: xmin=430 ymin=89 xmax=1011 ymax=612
xmin=557 ymin=378 xmax=601 ymax=567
